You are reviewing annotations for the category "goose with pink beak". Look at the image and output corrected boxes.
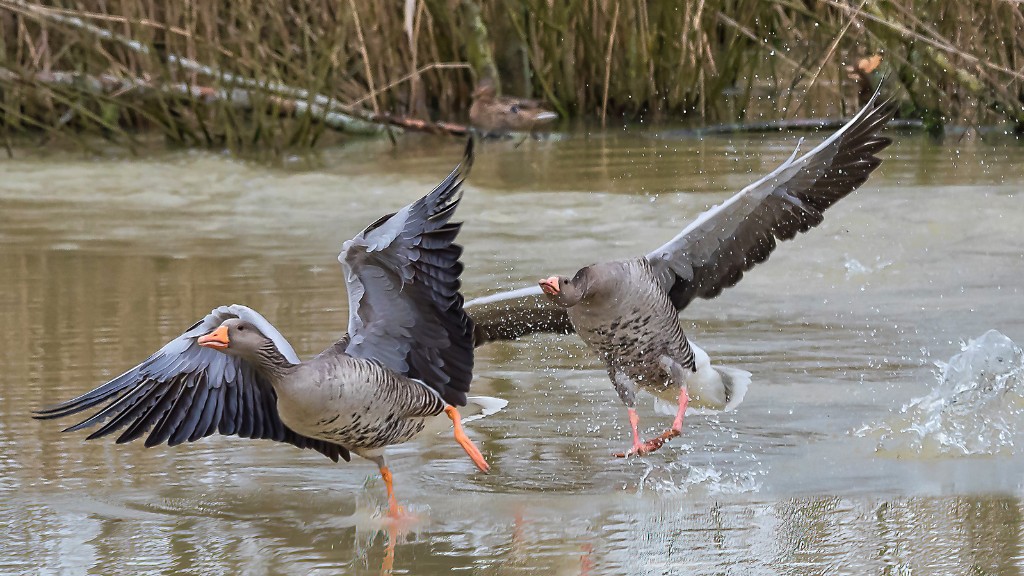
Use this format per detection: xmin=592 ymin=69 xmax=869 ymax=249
xmin=471 ymin=89 xmax=895 ymax=457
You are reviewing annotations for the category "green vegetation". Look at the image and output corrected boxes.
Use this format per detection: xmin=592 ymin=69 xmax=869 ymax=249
xmin=1 ymin=0 xmax=1021 ymax=151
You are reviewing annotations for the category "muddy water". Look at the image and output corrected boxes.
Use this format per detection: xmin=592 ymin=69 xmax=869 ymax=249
xmin=1 ymin=130 xmax=1022 ymax=575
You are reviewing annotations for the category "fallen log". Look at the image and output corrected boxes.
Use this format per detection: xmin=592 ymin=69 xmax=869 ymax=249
xmin=2 ymin=0 xmax=473 ymax=137
xmin=0 ymin=67 xmax=473 ymax=137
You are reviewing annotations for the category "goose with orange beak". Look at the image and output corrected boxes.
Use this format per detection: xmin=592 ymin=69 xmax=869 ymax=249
xmin=35 ymin=139 xmax=487 ymax=518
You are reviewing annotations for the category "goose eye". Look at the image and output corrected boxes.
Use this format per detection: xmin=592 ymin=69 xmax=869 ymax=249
xmin=237 ymin=325 xmax=246 ymax=332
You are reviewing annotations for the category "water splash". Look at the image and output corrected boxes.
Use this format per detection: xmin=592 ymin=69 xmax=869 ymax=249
xmin=638 ymin=460 xmax=764 ymax=495
xmin=857 ymin=330 xmax=1024 ymax=457
xmin=844 ymin=254 xmax=892 ymax=278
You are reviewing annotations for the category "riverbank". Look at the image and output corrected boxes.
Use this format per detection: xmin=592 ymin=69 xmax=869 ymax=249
xmin=2 ymin=0 xmax=1022 ymax=151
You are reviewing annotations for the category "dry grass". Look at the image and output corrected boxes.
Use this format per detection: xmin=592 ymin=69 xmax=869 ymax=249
xmin=1 ymin=0 xmax=1021 ymax=151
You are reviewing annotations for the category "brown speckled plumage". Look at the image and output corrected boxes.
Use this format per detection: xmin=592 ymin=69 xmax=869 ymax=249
xmin=567 ymin=259 xmax=695 ymax=399
xmin=273 ymin=351 xmax=446 ymax=456
xmin=466 ymin=89 xmax=897 ymax=454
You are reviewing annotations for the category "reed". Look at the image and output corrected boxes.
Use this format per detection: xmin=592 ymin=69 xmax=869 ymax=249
xmin=1 ymin=0 xmax=1021 ymax=151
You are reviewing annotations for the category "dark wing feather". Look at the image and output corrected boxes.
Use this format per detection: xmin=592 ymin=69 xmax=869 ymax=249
xmin=340 ymin=138 xmax=475 ymax=406
xmin=34 ymin=305 xmax=351 ymax=462
xmin=464 ymin=286 xmax=575 ymax=345
xmin=464 ymin=90 xmax=894 ymax=345
xmin=646 ymin=87 xmax=896 ymax=310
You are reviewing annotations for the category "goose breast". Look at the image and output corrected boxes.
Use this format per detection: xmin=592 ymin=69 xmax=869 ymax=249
xmin=569 ymin=259 xmax=693 ymax=388
xmin=275 ymin=357 xmax=445 ymax=452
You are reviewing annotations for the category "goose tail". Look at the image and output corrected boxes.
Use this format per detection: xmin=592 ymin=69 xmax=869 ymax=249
xmin=715 ymin=365 xmax=752 ymax=412
xmin=654 ymin=341 xmax=752 ymax=415
xmin=461 ymin=395 xmax=509 ymax=423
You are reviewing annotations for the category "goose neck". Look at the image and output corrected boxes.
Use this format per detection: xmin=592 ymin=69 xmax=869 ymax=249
xmin=253 ymin=341 xmax=298 ymax=382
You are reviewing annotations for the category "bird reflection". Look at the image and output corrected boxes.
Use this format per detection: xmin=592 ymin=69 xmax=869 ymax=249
xmin=379 ymin=523 xmax=398 ymax=575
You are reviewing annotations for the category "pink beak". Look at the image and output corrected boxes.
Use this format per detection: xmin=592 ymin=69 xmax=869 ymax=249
xmin=539 ymin=276 xmax=560 ymax=296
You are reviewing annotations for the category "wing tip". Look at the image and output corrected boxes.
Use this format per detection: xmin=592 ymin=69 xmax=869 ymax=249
xmin=32 ymin=406 xmax=69 ymax=419
xmin=862 ymin=78 xmax=899 ymax=128
xmin=462 ymin=134 xmax=475 ymax=173
xmin=344 ymin=138 xmax=476 ymax=408
xmin=421 ymin=135 xmax=475 ymax=222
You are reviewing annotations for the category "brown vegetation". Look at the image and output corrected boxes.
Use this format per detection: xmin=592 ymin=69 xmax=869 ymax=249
xmin=1 ymin=0 xmax=1022 ymax=150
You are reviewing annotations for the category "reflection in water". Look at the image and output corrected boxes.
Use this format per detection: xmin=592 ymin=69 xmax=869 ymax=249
xmin=2 ymin=133 xmax=1024 ymax=573
xmin=5 ymin=487 xmax=1023 ymax=574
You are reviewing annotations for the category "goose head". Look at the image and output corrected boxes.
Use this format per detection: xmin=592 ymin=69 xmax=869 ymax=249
xmin=198 ymin=318 xmax=275 ymax=362
xmin=539 ymin=269 xmax=588 ymax=308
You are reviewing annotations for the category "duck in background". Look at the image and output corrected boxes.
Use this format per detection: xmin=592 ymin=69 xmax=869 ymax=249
xmin=469 ymin=77 xmax=559 ymax=136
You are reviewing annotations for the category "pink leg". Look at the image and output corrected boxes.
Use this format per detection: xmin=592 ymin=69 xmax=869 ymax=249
xmin=613 ymin=409 xmax=645 ymax=457
xmin=627 ymin=408 xmax=643 ymax=450
xmin=670 ymin=387 xmax=689 ymax=434
xmin=614 ymin=388 xmax=689 ymax=458
xmin=651 ymin=387 xmax=689 ymax=445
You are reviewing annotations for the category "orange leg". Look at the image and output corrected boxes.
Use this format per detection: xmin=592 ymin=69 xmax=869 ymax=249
xmin=379 ymin=523 xmax=397 ymax=575
xmin=378 ymin=465 xmax=405 ymax=519
xmin=579 ymin=542 xmax=595 ymax=576
xmin=445 ymin=405 xmax=490 ymax=472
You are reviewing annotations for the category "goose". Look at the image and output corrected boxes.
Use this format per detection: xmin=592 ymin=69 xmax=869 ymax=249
xmin=35 ymin=139 xmax=487 ymax=517
xmin=469 ymin=78 xmax=559 ymax=135
xmin=467 ymin=90 xmax=896 ymax=457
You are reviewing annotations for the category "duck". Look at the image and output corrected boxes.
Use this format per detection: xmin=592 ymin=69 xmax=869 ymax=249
xmin=469 ymin=77 xmax=559 ymax=135
xmin=35 ymin=139 xmax=487 ymax=518
xmin=467 ymin=89 xmax=896 ymax=457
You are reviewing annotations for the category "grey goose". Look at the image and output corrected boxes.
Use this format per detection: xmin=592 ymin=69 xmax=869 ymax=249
xmin=35 ymin=139 xmax=487 ymax=518
xmin=468 ymin=90 xmax=896 ymax=457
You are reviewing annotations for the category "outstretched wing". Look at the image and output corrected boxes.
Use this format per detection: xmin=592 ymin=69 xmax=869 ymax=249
xmin=465 ymin=286 xmax=574 ymax=345
xmin=645 ymin=88 xmax=896 ymax=310
xmin=340 ymin=139 xmax=475 ymax=406
xmin=465 ymin=90 xmax=895 ymax=345
xmin=34 ymin=305 xmax=351 ymax=462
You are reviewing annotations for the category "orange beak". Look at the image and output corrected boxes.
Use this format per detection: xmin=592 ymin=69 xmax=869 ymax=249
xmin=538 ymin=276 xmax=560 ymax=296
xmin=197 ymin=325 xmax=230 ymax=350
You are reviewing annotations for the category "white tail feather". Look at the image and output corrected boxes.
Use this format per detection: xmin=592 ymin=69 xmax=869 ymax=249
xmin=715 ymin=365 xmax=752 ymax=412
xmin=654 ymin=341 xmax=752 ymax=415
xmin=461 ymin=395 xmax=509 ymax=423
xmin=422 ymin=395 xmax=508 ymax=436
